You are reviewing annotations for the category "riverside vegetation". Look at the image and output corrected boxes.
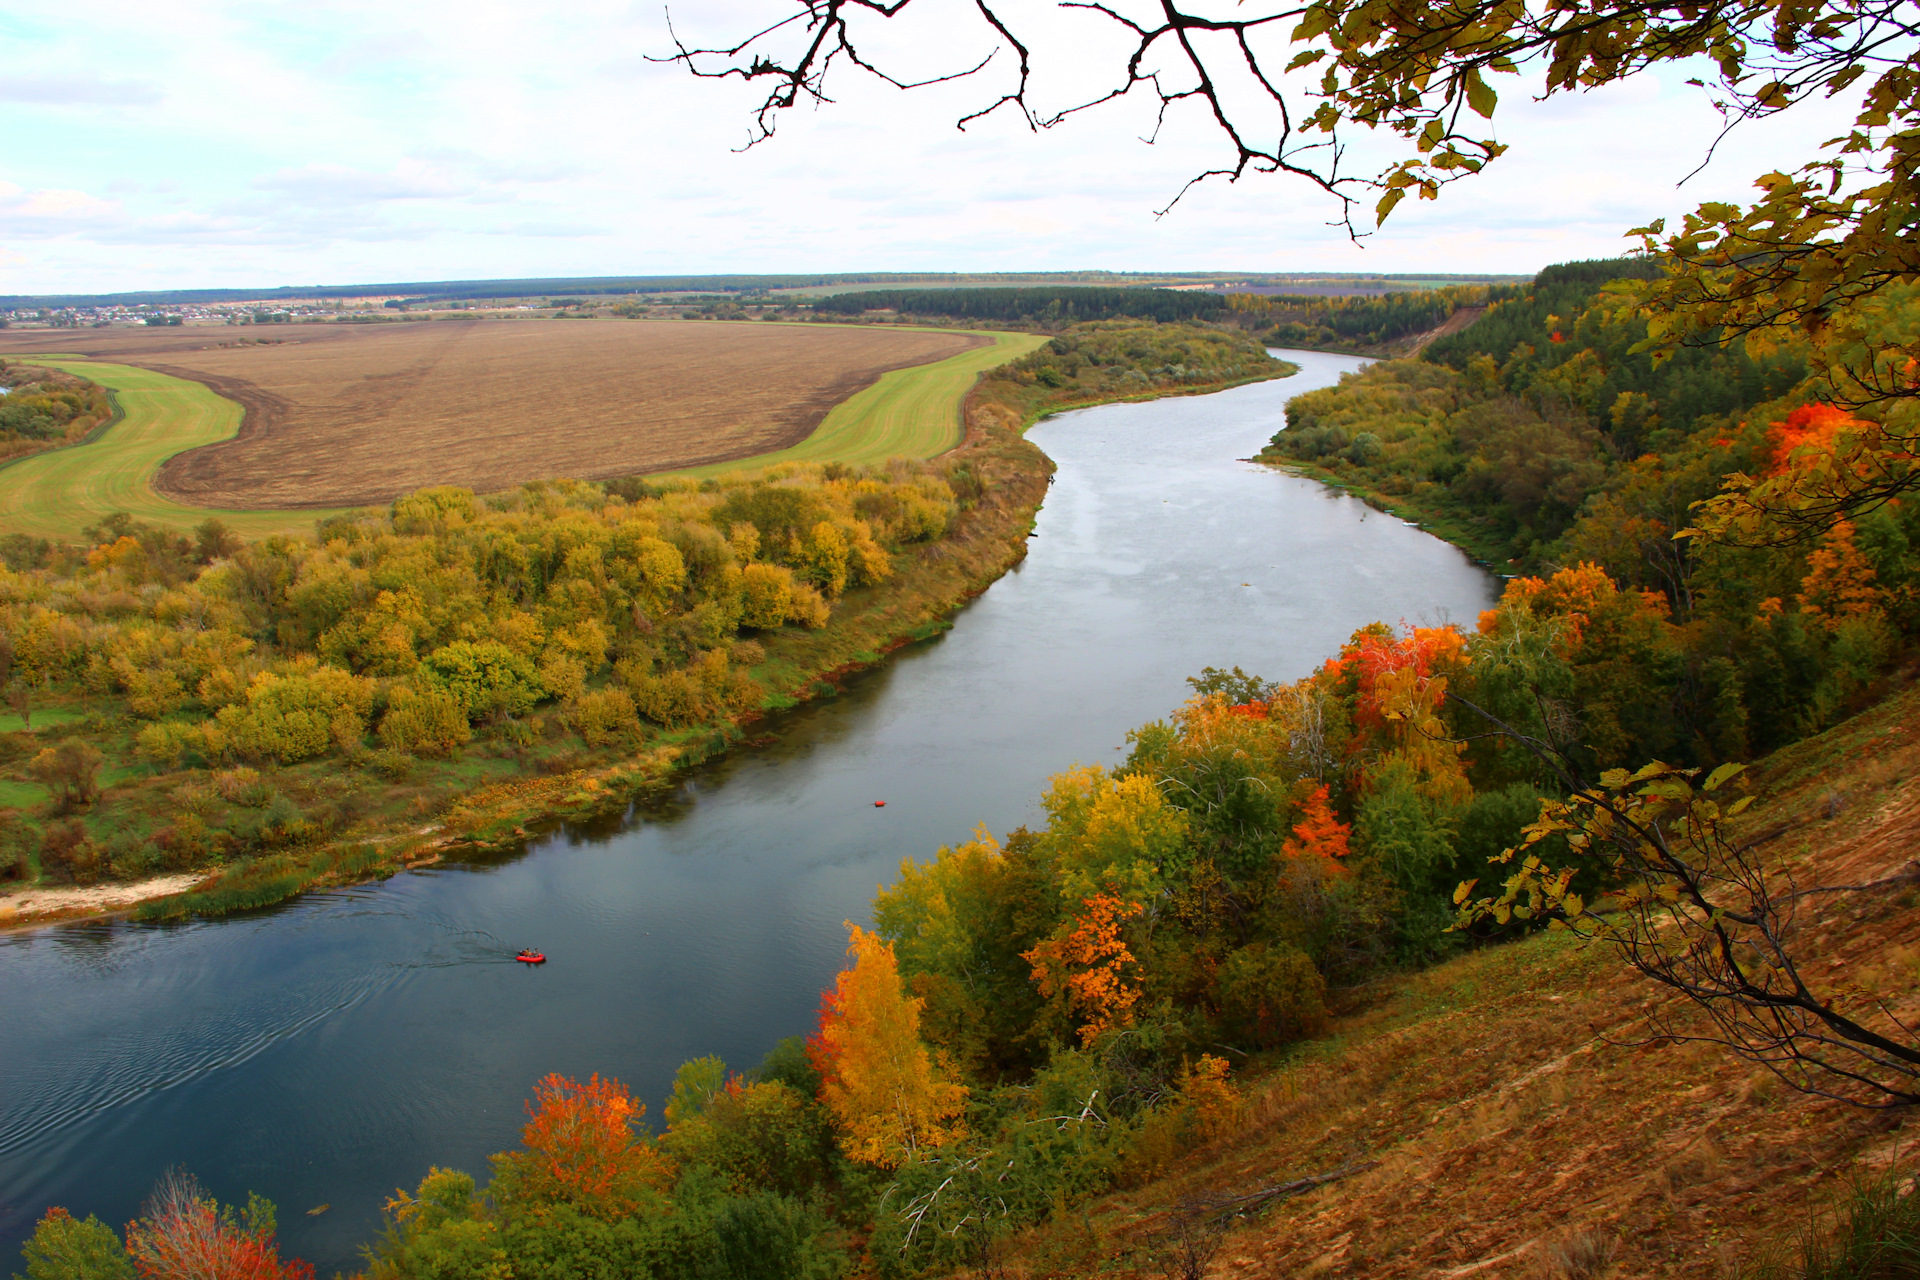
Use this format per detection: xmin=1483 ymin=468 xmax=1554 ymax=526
xmin=0 ymin=362 xmax=114 ymax=467
xmin=19 ymin=262 xmax=1920 ymax=1278
xmin=0 ymin=321 xmax=1288 ymax=922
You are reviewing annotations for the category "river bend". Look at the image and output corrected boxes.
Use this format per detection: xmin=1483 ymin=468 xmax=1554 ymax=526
xmin=0 ymin=349 xmax=1493 ymax=1270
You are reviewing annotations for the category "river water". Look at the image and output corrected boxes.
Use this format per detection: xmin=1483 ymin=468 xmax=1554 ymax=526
xmin=0 ymin=350 xmax=1493 ymax=1272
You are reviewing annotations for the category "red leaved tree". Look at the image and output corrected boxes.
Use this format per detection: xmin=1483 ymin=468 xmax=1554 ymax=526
xmin=1023 ymin=892 xmax=1146 ymax=1046
xmin=124 ymin=1170 xmax=312 ymax=1280
xmin=1282 ymin=784 xmax=1351 ymax=865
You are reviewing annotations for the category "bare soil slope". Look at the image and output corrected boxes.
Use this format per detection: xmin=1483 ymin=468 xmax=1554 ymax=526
xmin=0 ymin=321 xmax=983 ymax=507
xmin=999 ymin=678 xmax=1920 ymax=1280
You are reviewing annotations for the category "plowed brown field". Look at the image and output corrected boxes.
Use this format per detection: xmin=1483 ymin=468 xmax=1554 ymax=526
xmin=0 ymin=320 xmax=983 ymax=508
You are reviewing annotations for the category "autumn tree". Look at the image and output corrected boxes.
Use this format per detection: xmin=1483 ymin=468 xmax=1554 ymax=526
xmin=1282 ymin=784 xmax=1350 ymax=864
xmin=489 ymin=1072 xmax=676 ymax=1216
xmin=16 ymin=1207 xmax=132 ymax=1280
xmin=807 ymin=924 xmax=968 ymax=1167
xmin=1023 ymin=892 xmax=1146 ymax=1046
xmin=123 ymin=1170 xmax=312 ymax=1280
xmin=28 ymin=742 xmax=103 ymax=813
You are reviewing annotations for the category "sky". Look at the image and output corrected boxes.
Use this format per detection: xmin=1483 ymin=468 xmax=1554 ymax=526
xmin=0 ymin=0 xmax=1866 ymax=294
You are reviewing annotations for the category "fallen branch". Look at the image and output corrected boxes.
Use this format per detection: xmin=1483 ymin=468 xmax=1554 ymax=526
xmin=1182 ymin=1157 xmax=1379 ymax=1224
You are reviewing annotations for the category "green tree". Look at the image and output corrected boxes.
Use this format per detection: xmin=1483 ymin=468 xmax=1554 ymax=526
xmin=13 ymin=1207 xmax=132 ymax=1280
xmin=419 ymin=641 xmax=544 ymax=722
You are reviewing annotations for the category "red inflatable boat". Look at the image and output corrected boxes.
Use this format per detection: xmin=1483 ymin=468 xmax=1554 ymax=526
xmin=515 ymin=950 xmax=545 ymax=965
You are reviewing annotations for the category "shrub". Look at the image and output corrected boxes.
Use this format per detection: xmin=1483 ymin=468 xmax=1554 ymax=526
xmin=213 ymin=767 xmax=275 ymax=807
xmin=1213 ymin=943 xmax=1327 ymax=1047
xmin=137 ymin=721 xmax=216 ymax=770
xmin=740 ymin=563 xmax=799 ymax=630
xmin=28 ymin=742 xmax=103 ymax=812
xmin=538 ymin=650 xmax=588 ymax=702
xmin=566 ymin=688 xmax=640 ymax=748
xmin=215 ymin=666 xmax=374 ymax=764
xmin=379 ymin=686 xmax=472 ymax=757
xmin=704 ymin=1192 xmax=847 ymax=1280
xmin=664 ymin=1080 xmax=833 ymax=1197
xmin=154 ymin=814 xmax=213 ymax=869
xmin=41 ymin=819 xmax=102 ymax=884
xmin=420 ymin=640 xmax=544 ymax=721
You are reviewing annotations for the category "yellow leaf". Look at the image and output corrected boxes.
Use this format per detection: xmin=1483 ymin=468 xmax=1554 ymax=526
xmin=1464 ymin=71 xmax=1497 ymax=119
xmin=1704 ymin=762 xmax=1745 ymax=792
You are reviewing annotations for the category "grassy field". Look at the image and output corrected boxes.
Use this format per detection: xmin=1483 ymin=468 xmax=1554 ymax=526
xmin=0 ymin=358 xmax=349 ymax=540
xmin=662 ymin=330 xmax=1050 ymax=478
xmin=0 ymin=323 xmax=1040 ymax=541
xmin=0 ymin=320 xmax=991 ymax=509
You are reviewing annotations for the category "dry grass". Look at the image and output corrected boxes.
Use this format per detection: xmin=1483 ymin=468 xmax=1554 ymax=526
xmin=978 ymin=677 xmax=1920 ymax=1280
xmin=0 ymin=319 xmax=983 ymax=508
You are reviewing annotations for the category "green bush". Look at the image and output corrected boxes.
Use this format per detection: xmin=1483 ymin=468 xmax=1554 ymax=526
xmin=379 ymin=685 xmax=472 ymax=757
xmin=420 ymin=641 xmax=544 ymax=721
xmin=15 ymin=1206 xmax=132 ymax=1280
xmin=566 ymin=688 xmax=640 ymax=748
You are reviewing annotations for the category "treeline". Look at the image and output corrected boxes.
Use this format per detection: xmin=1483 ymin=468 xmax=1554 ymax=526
xmin=811 ymin=287 xmax=1230 ymax=325
xmin=0 ymin=362 xmax=114 ymax=464
xmin=808 ymin=284 xmax=1485 ymax=353
xmin=985 ymin=321 xmax=1284 ymax=400
xmin=1224 ymin=284 xmax=1486 ymax=351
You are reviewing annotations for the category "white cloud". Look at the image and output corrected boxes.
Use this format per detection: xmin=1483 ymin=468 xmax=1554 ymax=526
xmin=253 ymin=161 xmax=471 ymax=203
xmin=0 ymin=74 xmax=162 ymax=105
xmin=0 ymin=0 xmax=1869 ymax=292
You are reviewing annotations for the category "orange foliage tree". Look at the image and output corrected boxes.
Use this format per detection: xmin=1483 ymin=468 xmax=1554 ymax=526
xmin=1331 ymin=623 xmax=1471 ymax=804
xmin=808 ymin=924 xmax=968 ymax=1168
xmin=124 ymin=1171 xmax=312 ymax=1280
xmin=1281 ymin=784 xmax=1350 ymax=865
xmin=1022 ymin=892 xmax=1146 ymax=1045
xmin=1764 ymin=403 xmax=1865 ymax=476
xmin=491 ymin=1072 xmax=676 ymax=1216
xmin=1797 ymin=519 xmax=1886 ymax=627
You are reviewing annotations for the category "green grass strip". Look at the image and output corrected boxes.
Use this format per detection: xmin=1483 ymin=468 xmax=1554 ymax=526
xmin=0 ymin=358 xmax=354 ymax=541
xmin=661 ymin=330 xmax=1050 ymax=478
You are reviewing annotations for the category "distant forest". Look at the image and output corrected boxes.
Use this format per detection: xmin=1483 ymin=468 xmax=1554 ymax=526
xmin=811 ymin=287 xmax=1233 ymax=324
xmin=0 ymin=271 xmax=1520 ymax=312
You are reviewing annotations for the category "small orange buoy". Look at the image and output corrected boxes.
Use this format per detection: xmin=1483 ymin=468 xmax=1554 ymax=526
xmin=873 ymin=801 xmax=886 ymax=808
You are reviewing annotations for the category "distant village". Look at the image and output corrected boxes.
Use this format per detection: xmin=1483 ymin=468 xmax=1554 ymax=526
xmin=0 ymin=300 xmax=415 ymax=328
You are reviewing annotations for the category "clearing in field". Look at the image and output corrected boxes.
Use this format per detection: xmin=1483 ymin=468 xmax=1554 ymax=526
xmin=0 ymin=320 xmax=990 ymax=511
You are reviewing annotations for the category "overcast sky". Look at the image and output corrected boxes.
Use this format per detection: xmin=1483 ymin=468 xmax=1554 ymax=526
xmin=1 ymin=0 xmax=1862 ymax=294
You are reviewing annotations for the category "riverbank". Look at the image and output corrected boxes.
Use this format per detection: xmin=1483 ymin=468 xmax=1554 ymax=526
xmin=0 ymin=351 xmax=1301 ymax=931
xmin=1251 ymin=451 xmax=1518 ymax=571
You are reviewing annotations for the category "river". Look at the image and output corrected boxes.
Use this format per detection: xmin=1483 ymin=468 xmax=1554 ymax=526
xmin=0 ymin=349 xmax=1493 ymax=1272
